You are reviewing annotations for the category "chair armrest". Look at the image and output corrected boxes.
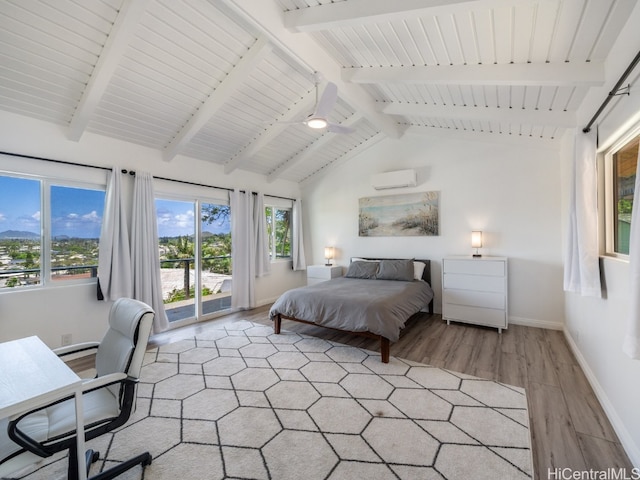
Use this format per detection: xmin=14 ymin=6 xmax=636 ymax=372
xmin=81 ymin=372 xmax=129 ymax=393
xmin=53 ymin=342 xmax=100 ymax=357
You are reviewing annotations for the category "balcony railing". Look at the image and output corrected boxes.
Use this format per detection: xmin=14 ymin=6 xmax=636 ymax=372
xmin=0 ymin=255 xmax=232 ymax=304
xmin=0 ymin=265 xmax=98 ymax=286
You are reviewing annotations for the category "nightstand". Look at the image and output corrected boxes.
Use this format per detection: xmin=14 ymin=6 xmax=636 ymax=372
xmin=306 ymin=265 xmax=342 ymax=285
xmin=442 ymin=256 xmax=508 ymax=332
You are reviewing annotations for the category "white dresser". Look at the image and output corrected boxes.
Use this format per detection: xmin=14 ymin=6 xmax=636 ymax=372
xmin=306 ymin=265 xmax=342 ymax=285
xmin=442 ymin=256 xmax=508 ymax=332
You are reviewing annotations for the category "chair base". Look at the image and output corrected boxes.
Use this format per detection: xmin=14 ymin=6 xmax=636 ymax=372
xmin=89 ymin=451 xmax=152 ymax=480
xmin=86 ymin=450 xmax=99 ymax=472
xmin=69 ymin=446 xmax=151 ymax=480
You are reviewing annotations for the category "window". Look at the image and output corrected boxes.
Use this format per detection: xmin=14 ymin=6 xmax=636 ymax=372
xmin=50 ymin=185 xmax=105 ymax=281
xmin=0 ymin=174 xmax=105 ymax=289
xmin=0 ymin=176 xmax=41 ymax=287
xmin=266 ymin=206 xmax=291 ymax=260
xmin=604 ymin=130 xmax=639 ymax=256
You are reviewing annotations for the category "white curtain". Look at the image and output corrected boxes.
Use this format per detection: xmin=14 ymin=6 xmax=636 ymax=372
xmin=564 ymin=129 xmax=601 ymax=297
xmin=97 ymin=168 xmax=132 ymax=301
xmin=624 ymin=144 xmax=640 ymax=359
xmin=254 ymin=192 xmax=271 ymax=278
xmin=231 ymin=189 xmax=255 ymax=309
xmin=131 ymin=172 xmax=168 ymax=333
xmin=291 ymin=198 xmax=306 ymax=271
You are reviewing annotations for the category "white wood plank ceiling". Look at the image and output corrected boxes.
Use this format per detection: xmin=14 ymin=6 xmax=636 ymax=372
xmin=0 ymin=0 xmax=637 ymax=183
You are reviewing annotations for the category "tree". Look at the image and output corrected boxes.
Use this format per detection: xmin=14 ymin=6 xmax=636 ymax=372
xmin=175 ymin=235 xmax=194 ymax=258
xmin=618 ymin=198 xmax=633 ymax=214
xmin=23 ymin=250 xmax=36 ymax=269
xmin=275 ymin=209 xmax=291 ymax=257
xmin=202 ymin=204 xmax=230 ymax=225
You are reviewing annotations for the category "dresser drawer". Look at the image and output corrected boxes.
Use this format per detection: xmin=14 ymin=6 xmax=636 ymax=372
xmin=442 ymin=304 xmax=506 ymax=328
xmin=443 ymin=259 xmax=505 ymax=276
xmin=442 ymin=289 xmax=505 ymax=309
xmin=443 ymin=273 xmax=505 ymax=293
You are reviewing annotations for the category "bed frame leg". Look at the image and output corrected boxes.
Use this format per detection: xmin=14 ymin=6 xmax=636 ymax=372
xmin=380 ymin=338 xmax=390 ymax=363
xmin=274 ymin=315 xmax=281 ymax=334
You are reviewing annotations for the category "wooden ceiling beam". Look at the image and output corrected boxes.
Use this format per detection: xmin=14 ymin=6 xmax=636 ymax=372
xmin=266 ymin=113 xmax=363 ymax=183
xmin=299 ymin=132 xmax=387 ymax=186
xmin=68 ymin=0 xmax=151 ymax=141
xmin=222 ymin=0 xmax=402 ymax=139
xmin=224 ymin=91 xmax=316 ymax=174
xmin=380 ymin=102 xmax=576 ymax=127
xmin=284 ymin=0 xmax=547 ymax=32
xmin=343 ymin=62 xmax=604 ymax=87
xmin=163 ymin=36 xmax=271 ymax=162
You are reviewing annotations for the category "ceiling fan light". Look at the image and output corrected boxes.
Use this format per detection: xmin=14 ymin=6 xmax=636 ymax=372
xmin=306 ymin=117 xmax=328 ymax=129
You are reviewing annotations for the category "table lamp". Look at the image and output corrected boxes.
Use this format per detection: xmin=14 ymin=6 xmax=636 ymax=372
xmin=324 ymin=246 xmax=335 ymax=266
xmin=471 ymin=231 xmax=483 ymax=257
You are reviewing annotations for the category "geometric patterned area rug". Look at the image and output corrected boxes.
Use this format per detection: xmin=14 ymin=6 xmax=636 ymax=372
xmin=18 ymin=320 xmax=533 ymax=480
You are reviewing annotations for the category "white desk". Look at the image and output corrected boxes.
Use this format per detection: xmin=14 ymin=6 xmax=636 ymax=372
xmin=0 ymin=336 xmax=87 ymax=480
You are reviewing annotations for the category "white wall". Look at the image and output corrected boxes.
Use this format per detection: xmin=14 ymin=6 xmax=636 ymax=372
xmin=301 ymin=131 xmax=565 ymax=328
xmin=0 ymin=111 xmax=304 ymax=347
xmin=559 ymin=1 xmax=640 ymax=464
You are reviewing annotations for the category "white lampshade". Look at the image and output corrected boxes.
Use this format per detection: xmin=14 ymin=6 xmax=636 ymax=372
xmin=471 ymin=231 xmax=483 ymax=248
xmin=324 ymin=246 xmax=335 ymax=266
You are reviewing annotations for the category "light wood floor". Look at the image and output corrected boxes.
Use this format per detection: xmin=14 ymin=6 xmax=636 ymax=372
xmin=143 ymin=306 xmax=633 ymax=478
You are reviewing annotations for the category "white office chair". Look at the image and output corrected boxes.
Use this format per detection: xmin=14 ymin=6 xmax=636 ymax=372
xmin=0 ymin=298 xmax=154 ymax=480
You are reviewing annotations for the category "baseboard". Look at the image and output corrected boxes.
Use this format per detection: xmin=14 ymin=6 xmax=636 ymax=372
xmin=257 ymin=296 xmax=279 ymax=308
xmin=509 ymin=315 xmax=563 ymax=330
xmin=563 ymin=328 xmax=640 ymax=467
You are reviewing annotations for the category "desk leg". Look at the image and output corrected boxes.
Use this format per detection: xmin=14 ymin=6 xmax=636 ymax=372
xmin=74 ymin=390 xmax=87 ymax=480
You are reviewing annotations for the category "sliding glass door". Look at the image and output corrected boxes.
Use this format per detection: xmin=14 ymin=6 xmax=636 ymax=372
xmin=156 ymin=197 xmax=231 ymax=326
xmin=156 ymin=198 xmax=196 ymax=323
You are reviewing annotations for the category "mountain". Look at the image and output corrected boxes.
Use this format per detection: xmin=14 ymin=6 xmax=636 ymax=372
xmin=0 ymin=230 xmax=39 ymax=240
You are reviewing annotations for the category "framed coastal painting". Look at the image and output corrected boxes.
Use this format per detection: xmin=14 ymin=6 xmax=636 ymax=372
xmin=359 ymin=191 xmax=440 ymax=237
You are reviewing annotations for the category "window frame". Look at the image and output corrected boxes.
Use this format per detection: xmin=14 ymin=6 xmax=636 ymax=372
xmin=601 ymin=122 xmax=640 ymax=260
xmin=0 ymin=171 xmax=106 ymax=292
xmin=154 ymin=188 xmax=232 ymax=327
xmin=265 ymin=200 xmax=293 ymax=262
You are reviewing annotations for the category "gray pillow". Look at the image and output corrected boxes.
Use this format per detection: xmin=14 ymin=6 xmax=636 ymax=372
xmin=345 ymin=260 xmax=379 ymax=279
xmin=376 ymin=259 xmax=414 ymax=281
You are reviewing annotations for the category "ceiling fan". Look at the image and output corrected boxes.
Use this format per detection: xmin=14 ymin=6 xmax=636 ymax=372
xmin=285 ymin=73 xmax=354 ymax=134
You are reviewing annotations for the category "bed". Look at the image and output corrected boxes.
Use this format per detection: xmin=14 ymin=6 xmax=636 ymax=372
xmin=269 ymin=258 xmax=434 ymax=363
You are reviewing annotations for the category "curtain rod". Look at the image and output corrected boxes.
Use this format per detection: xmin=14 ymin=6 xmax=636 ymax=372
xmin=152 ymin=174 xmax=296 ymax=202
xmin=0 ymin=150 xmax=111 ymax=172
xmin=0 ymin=150 xmax=296 ymax=202
xmin=583 ymin=49 xmax=640 ymax=133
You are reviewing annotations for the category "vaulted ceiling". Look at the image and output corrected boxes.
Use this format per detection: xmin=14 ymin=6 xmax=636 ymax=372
xmin=0 ymin=0 xmax=636 ymax=183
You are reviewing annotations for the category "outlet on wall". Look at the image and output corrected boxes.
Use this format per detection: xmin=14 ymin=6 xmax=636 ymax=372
xmin=61 ymin=333 xmax=72 ymax=346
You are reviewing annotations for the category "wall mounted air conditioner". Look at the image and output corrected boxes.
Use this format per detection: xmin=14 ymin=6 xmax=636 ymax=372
xmin=371 ymin=169 xmax=417 ymax=190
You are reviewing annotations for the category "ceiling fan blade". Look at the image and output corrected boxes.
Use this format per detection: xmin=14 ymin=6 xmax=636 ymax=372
xmin=314 ymin=81 xmax=338 ymax=118
xmin=327 ymin=123 xmax=355 ymax=134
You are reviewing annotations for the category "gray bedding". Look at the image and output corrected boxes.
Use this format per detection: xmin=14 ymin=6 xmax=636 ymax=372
xmin=269 ymin=277 xmax=434 ymax=342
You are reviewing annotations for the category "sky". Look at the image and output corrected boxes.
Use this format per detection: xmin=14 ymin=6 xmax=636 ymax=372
xmin=156 ymin=199 xmax=230 ymax=237
xmin=0 ymin=176 xmax=44 ymax=235
xmin=0 ymin=176 xmax=230 ymax=239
